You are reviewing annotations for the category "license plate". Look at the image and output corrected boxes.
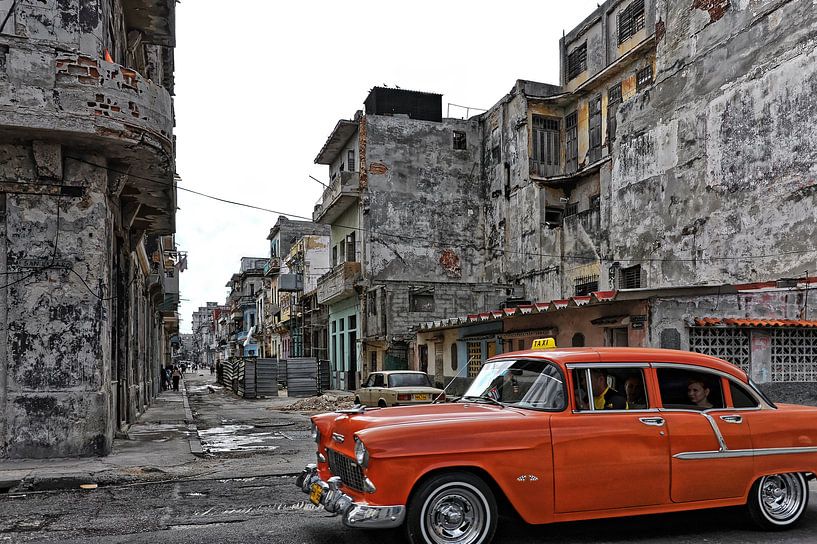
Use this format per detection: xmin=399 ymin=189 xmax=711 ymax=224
xmin=414 ymin=394 xmax=430 ymax=401
xmin=309 ymin=482 xmax=323 ymax=505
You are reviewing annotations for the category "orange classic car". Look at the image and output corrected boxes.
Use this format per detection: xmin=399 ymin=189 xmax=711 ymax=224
xmin=296 ymin=345 xmax=817 ymax=544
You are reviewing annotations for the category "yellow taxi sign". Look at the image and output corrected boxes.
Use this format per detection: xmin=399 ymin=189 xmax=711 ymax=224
xmin=531 ymin=337 xmax=557 ymax=350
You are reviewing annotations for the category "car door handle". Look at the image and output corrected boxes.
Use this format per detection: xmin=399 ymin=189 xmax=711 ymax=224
xmin=639 ymin=417 xmax=665 ymax=427
xmin=720 ymin=415 xmax=743 ymax=424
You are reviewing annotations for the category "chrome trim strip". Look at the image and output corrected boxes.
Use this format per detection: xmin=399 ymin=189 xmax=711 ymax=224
xmin=567 ymin=362 xmax=650 ymax=369
xmin=674 ymin=446 xmax=817 ymax=460
xmin=701 ymin=412 xmax=728 ymax=452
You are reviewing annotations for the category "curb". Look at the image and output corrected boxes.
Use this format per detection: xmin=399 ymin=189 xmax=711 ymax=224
xmin=181 ymin=380 xmax=204 ymax=457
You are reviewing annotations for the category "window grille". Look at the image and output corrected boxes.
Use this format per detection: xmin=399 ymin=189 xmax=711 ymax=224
xmin=567 ymin=43 xmax=587 ymax=81
xmin=564 ymin=202 xmax=578 ymax=217
xmin=467 ymin=342 xmax=482 ymax=378
xmin=347 ymin=150 xmax=355 ymax=172
xmin=588 ymin=94 xmax=602 ymax=162
xmin=771 ymin=329 xmax=817 ymax=382
xmin=689 ymin=327 xmax=751 ymax=373
xmin=589 ymin=194 xmax=600 ymax=210
xmin=619 ymin=264 xmax=642 ymax=289
xmin=565 ymin=111 xmax=578 ymax=163
xmin=618 ymin=0 xmax=645 ymax=44
xmin=574 ymin=275 xmax=599 ymax=296
xmin=637 ymin=65 xmax=653 ymax=90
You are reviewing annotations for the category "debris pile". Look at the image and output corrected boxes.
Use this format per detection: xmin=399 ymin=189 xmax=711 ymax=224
xmin=281 ymin=394 xmax=356 ymax=412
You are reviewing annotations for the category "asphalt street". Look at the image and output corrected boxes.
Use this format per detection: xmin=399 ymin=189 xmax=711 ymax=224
xmin=2 ymin=372 xmax=816 ymax=543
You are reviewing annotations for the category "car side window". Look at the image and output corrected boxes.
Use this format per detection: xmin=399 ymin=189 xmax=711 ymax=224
xmin=572 ymin=367 xmax=643 ymax=411
xmin=656 ymin=368 xmax=724 ymax=410
xmin=729 ymin=380 xmax=760 ymax=408
xmin=373 ymin=374 xmax=385 ymax=387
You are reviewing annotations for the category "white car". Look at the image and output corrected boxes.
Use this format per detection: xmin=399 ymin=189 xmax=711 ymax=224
xmin=354 ymin=371 xmax=444 ymax=407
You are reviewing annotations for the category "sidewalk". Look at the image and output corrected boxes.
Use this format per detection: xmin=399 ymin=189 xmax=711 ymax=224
xmin=0 ymin=380 xmax=206 ymax=492
xmin=0 ymin=372 xmax=321 ymax=492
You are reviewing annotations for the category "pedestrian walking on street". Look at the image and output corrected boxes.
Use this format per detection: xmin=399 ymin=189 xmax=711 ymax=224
xmin=172 ymin=366 xmax=181 ymax=391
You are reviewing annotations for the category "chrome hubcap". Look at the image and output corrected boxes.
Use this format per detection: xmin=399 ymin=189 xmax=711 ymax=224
xmin=760 ymin=474 xmax=804 ymax=521
xmin=424 ymin=486 xmax=485 ymax=544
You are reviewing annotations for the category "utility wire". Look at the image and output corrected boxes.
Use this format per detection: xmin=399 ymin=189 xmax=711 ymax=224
xmin=0 ymin=1 xmax=17 ymax=34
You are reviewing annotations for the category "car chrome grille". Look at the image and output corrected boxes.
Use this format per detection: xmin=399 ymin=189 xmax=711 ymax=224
xmin=326 ymin=448 xmax=365 ymax=492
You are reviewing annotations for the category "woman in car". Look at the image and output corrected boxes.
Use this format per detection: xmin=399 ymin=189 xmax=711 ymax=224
xmin=687 ymin=378 xmax=713 ymax=409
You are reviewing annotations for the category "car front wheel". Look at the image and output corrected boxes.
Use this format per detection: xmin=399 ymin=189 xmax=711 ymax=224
xmin=406 ymin=471 xmax=497 ymax=544
xmin=747 ymin=472 xmax=809 ymax=530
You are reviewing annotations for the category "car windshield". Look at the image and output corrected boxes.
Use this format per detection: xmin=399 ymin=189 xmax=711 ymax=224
xmin=461 ymin=359 xmax=565 ymax=410
xmin=388 ymin=373 xmax=433 ymax=388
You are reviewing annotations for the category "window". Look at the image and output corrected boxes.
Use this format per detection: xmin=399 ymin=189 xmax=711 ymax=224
xmin=565 ymin=111 xmax=578 ymax=165
xmin=367 ymin=290 xmax=377 ymax=315
xmin=347 ymin=150 xmax=355 ymax=172
xmin=589 ymin=194 xmax=600 ymax=211
xmin=572 ymin=333 xmax=585 ymax=347
xmin=544 ymin=206 xmax=563 ymax=227
xmin=467 ymin=342 xmax=482 ymax=378
xmin=588 ymin=94 xmax=602 ymax=163
xmin=574 ymin=275 xmax=599 ymax=296
xmin=345 ymin=232 xmax=356 ymax=262
xmin=689 ymin=328 xmax=750 ymax=373
xmin=339 ymin=162 xmax=345 ymax=172
xmin=566 ymin=43 xmax=587 ymax=81
xmin=453 ymin=130 xmax=467 ymax=150
xmin=564 ymin=202 xmax=578 ymax=217
xmin=373 ymin=373 xmax=385 ymax=387
xmin=491 ymin=145 xmax=501 ymax=166
xmin=619 ymin=264 xmax=642 ymax=289
xmin=636 ymin=65 xmax=653 ymax=90
xmin=618 ymin=0 xmax=645 ymax=44
xmin=573 ymin=367 xmax=647 ymax=411
xmin=531 ymin=116 xmax=560 ymax=174
xmin=656 ymin=368 xmax=724 ymax=410
xmin=389 ymin=373 xmax=433 ymax=388
xmin=464 ymin=359 xmax=566 ymax=410
xmin=608 ymin=82 xmax=622 ymax=106
xmin=729 ymin=380 xmax=760 ymax=408
xmin=410 ymin=289 xmax=434 ymax=312
xmin=370 ymin=351 xmax=377 ymax=372
xmin=332 ymin=245 xmax=338 ymax=267
xmin=348 ymin=315 xmax=356 ymax=330
xmin=450 ymin=343 xmax=458 ymax=371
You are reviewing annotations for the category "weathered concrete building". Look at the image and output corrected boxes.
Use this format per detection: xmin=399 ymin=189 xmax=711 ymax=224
xmin=313 ymin=88 xmax=513 ymax=389
xmin=0 ymin=1 xmax=178 ymax=457
xmin=225 ymin=257 xmax=266 ymax=358
xmin=415 ymin=0 xmax=817 ymax=392
xmin=261 ymin=217 xmax=329 ymax=359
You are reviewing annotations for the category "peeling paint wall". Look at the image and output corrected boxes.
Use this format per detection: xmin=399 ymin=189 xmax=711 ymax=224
xmin=610 ymin=0 xmax=817 ymax=286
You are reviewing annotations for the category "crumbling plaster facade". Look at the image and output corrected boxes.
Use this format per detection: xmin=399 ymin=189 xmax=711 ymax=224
xmin=0 ymin=0 xmax=177 ymax=458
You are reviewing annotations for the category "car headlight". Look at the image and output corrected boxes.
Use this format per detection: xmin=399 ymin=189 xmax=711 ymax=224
xmin=310 ymin=422 xmax=320 ymax=443
xmin=354 ymin=436 xmax=369 ymax=467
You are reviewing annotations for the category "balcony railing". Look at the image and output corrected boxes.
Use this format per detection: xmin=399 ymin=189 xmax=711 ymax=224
xmin=313 ymin=171 xmax=360 ymax=224
xmin=264 ymin=257 xmax=281 ymax=276
xmin=317 ymin=261 xmax=361 ymax=305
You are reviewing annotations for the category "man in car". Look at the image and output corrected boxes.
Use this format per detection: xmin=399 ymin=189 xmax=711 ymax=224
xmin=590 ymin=369 xmax=626 ymax=410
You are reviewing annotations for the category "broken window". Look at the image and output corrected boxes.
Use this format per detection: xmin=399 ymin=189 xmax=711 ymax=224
xmin=565 ymin=111 xmax=578 ymax=170
xmin=530 ymin=116 xmax=560 ymax=176
xmin=574 ymin=275 xmax=599 ymax=296
xmin=567 ymin=42 xmax=587 ymax=81
xmin=453 ymin=130 xmax=467 ymax=150
xmin=589 ymin=194 xmax=600 ymax=211
xmin=618 ymin=0 xmax=645 ymax=44
xmin=367 ymin=290 xmax=377 ymax=315
xmin=409 ymin=290 xmax=435 ymax=313
xmin=619 ymin=264 xmax=642 ymax=289
xmin=564 ymin=202 xmax=578 ymax=217
xmin=348 ymin=150 xmax=356 ymax=172
xmin=588 ymin=94 xmax=602 ymax=163
xmin=544 ymin=206 xmax=563 ymax=228
xmin=636 ymin=65 xmax=653 ymax=91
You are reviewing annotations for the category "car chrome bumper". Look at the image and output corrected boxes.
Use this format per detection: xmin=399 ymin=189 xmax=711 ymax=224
xmin=295 ymin=464 xmax=406 ymax=529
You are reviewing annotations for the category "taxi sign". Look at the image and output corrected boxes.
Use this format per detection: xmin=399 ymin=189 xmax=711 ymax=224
xmin=531 ymin=337 xmax=557 ymax=350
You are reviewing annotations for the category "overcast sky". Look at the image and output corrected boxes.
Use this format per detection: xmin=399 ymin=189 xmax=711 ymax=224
xmin=174 ymin=1 xmax=602 ymax=333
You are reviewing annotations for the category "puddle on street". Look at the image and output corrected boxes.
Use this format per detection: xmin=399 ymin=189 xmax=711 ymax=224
xmin=197 ymin=425 xmax=282 ymax=454
xmin=187 ymin=383 xmax=223 ymax=394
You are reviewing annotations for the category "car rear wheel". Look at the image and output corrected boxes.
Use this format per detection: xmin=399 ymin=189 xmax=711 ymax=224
xmin=747 ymin=472 xmax=809 ymax=530
xmin=406 ymin=471 xmax=497 ymax=544
xmin=354 ymin=396 xmax=361 ymax=405
xmin=378 ymin=399 xmax=387 ymax=408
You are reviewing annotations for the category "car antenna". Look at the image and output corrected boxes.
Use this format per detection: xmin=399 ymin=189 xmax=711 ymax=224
xmin=432 ymin=355 xmax=477 ymax=403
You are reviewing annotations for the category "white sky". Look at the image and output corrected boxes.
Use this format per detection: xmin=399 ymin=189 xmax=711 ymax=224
xmin=174 ymin=1 xmax=602 ymax=333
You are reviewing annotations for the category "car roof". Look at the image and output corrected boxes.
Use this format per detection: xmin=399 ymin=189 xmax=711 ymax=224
xmin=374 ymin=370 xmax=428 ymax=375
xmin=489 ymin=347 xmax=748 ymax=382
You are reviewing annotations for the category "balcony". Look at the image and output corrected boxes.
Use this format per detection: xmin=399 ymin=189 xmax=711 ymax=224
xmin=264 ymin=257 xmax=281 ymax=276
xmin=317 ymin=261 xmax=361 ymax=305
xmin=313 ymin=171 xmax=360 ymax=224
xmin=0 ymin=36 xmax=175 ymax=232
